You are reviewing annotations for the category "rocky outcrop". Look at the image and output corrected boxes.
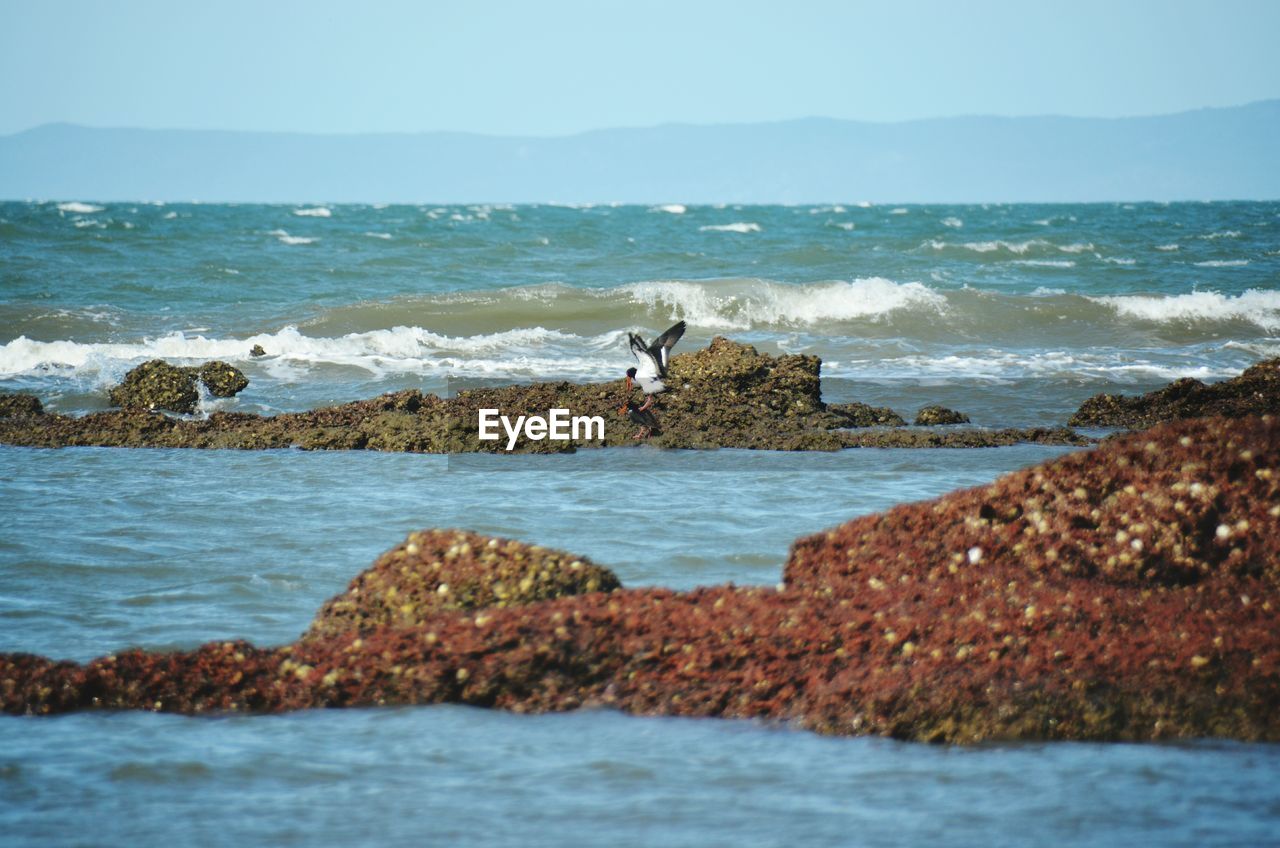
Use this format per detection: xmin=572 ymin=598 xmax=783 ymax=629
xmin=197 ymin=361 xmax=250 ymax=399
xmin=914 ymin=405 xmax=970 ymax=426
xmin=1070 ymin=358 xmax=1280 ymax=428
xmin=0 ymin=338 xmax=1087 ymax=452
xmin=304 ymin=530 xmax=620 ymax=641
xmin=4 ymin=414 xmax=1277 ymax=743
xmin=0 ymin=392 xmax=42 ymax=417
xmin=107 ymin=359 xmax=249 ymax=413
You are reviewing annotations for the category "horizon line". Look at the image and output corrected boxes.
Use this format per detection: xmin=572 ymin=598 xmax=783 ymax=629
xmin=6 ymin=97 xmax=1278 ymax=141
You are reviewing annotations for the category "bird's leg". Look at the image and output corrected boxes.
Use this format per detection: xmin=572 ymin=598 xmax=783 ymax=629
xmin=638 ymin=394 xmax=655 ymax=412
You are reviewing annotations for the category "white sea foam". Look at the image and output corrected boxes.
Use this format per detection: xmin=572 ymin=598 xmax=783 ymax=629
xmin=652 ymin=204 xmax=686 ymax=214
xmin=1100 ymin=256 xmax=1137 ymax=265
xmin=624 ymin=278 xmax=946 ymax=330
xmin=1155 ymin=244 xmax=1179 ymax=251
xmin=1223 ymin=339 xmax=1280 ymax=360
xmin=698 ymin=222 xmax=761 ymax=234
xmin=1200 ymin=231 xmax=1241 ymax=240
xmin=276 ymin=232 xmax=316 ymax=245
xmin=363 ymin=232 xmax=393 ymax=240
xmin=941 ymin=217 xmax=963 ymax=228
xmin=830 ymin=221 xmax=856 ymax=231
xmin=73 ymin=219 xmax=104 ymax=229
xmin=1194 ymin=259 xmax=1249 ymax=267
xmin=927 ymin=239 xmax=1094 ymax=255
xmin=1012 ymin=260 xmax=1076 ymax=268
xmin=267 ymin=229 xmax=316 ymax=245
xmin=57 ymin=202 xmax=103 ymax=214
xmin=1089 ymin=289 xmax=1280 ymax=331
xmin=824 ymin=349 xmax=1238 ymax=384
xmin=293 ymin=207 xmax=332 ymax=218
xmin=890 ymin=208 xmax=909 ymax=215
xmin=0 ymin=325 xmax=618 ymax=383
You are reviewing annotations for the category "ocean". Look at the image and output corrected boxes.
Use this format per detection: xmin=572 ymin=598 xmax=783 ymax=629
xmin=2 ymin=200 xmax=1279 ymax=845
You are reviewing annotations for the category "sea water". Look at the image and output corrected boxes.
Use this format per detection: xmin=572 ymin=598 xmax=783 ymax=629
xmin=2 ymin=201 xmax=1279 ymax=845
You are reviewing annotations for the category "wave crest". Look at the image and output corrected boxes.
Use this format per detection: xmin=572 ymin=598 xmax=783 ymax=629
xmin=624 ymin=278 xmax=946 ymax=330
xmin=1089 ymin=289 xmax=1280 ymax=331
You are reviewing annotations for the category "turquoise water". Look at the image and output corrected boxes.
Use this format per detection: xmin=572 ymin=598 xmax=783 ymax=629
xmin=2 ymin=201 xmax=1280 ymax=844
xmin=2 ymin=201 xmax=1278 ymax=422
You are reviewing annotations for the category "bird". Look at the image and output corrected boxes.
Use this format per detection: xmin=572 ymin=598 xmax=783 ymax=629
xmin=618 ymin=400 xmax=661 ymax=439
xmin=623 ymin=320 xmax=687 ymax=411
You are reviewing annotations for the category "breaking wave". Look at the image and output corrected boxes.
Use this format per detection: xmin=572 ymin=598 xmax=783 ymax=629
xmin=698 ymin=223 xmax=761 ymax=234
xmin=56 ymin=202 xmax=104 ymax=214
xmin=1088 ymin=289 xmax=1280 ymax=331
xmin=925 ymin=239 xmax=1094 ymax=256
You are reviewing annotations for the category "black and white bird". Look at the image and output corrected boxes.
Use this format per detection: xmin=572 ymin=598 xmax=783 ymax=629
xmin=623 ymin=320 xmax=687 ymax=411
xmin=618 ymin=400 xmax=661 ymax=439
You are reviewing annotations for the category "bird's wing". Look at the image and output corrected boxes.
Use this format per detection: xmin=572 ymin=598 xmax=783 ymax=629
xmin=629 ymin=333 xmax=660 ymax=379
xmin=648 ymin=320 xmax=687 ymax=373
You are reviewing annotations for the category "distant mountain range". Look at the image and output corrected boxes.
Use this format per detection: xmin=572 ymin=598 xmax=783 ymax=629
xmin=2 ymin=101 xmax=1277 ymax=203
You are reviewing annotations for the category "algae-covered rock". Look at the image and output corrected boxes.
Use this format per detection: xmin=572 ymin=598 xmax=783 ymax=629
xmin=1069 ymin=358 xmax=1280 ymax=428
xmin=305 ymin=529 xmax=621 ymax=640
xmin=108 ymin=359 xmax=249 ymax=413
xmin=4 ymin=338 xmax=1091 ymax=451
xmin=197 ymin=361 xmax=250 ymax=398
xmin=914 ymin=405 xmax=970 ymax=426
xmin=109 ymin=360 xmax=201 ymax=412
xmin=0 ymin=392 xmax=43 ymax=417
xmin=826 ymin=401 xmax=906 ymax=427
xmin=3 ymin=416 xmax=1279 ymax=742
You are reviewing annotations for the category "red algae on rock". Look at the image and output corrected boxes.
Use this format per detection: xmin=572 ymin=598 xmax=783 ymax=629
xmin=3 ymin=415 xmax=1278 ymax=743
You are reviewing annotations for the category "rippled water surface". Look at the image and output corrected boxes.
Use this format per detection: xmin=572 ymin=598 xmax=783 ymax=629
xmin=3 ymin=445 xmax=1280 ymax=845
xmin=2 ymin=200 xmax=1279 ymax=844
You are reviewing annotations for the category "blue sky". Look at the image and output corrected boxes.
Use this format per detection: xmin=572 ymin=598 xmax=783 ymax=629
xmin=3 ymin=0 xmax=1279 ymax=136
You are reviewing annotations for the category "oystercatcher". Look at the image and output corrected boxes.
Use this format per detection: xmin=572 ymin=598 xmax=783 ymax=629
xmin=623 ymin=320 xmax=686 ymax=410
xmin=618 ymin=400 xmax=661 ymax=439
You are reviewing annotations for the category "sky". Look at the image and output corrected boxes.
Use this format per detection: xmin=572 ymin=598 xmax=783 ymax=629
xmin=2 ymin=0 xmax=1279 ymax=137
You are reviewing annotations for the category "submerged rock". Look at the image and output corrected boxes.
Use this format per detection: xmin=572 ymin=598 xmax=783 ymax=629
xmin=827 ymin=402 xmax=906 ymax=427
xmin=913 ymin=405 xmax=970 ymax=426
xmin=1070 ymin=358 xmax=1280 ymax=428
xmin=4 ymin=415 xmax=1277 ymax=743
xmin=108 ymin=359 xmax=250 ymax=413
